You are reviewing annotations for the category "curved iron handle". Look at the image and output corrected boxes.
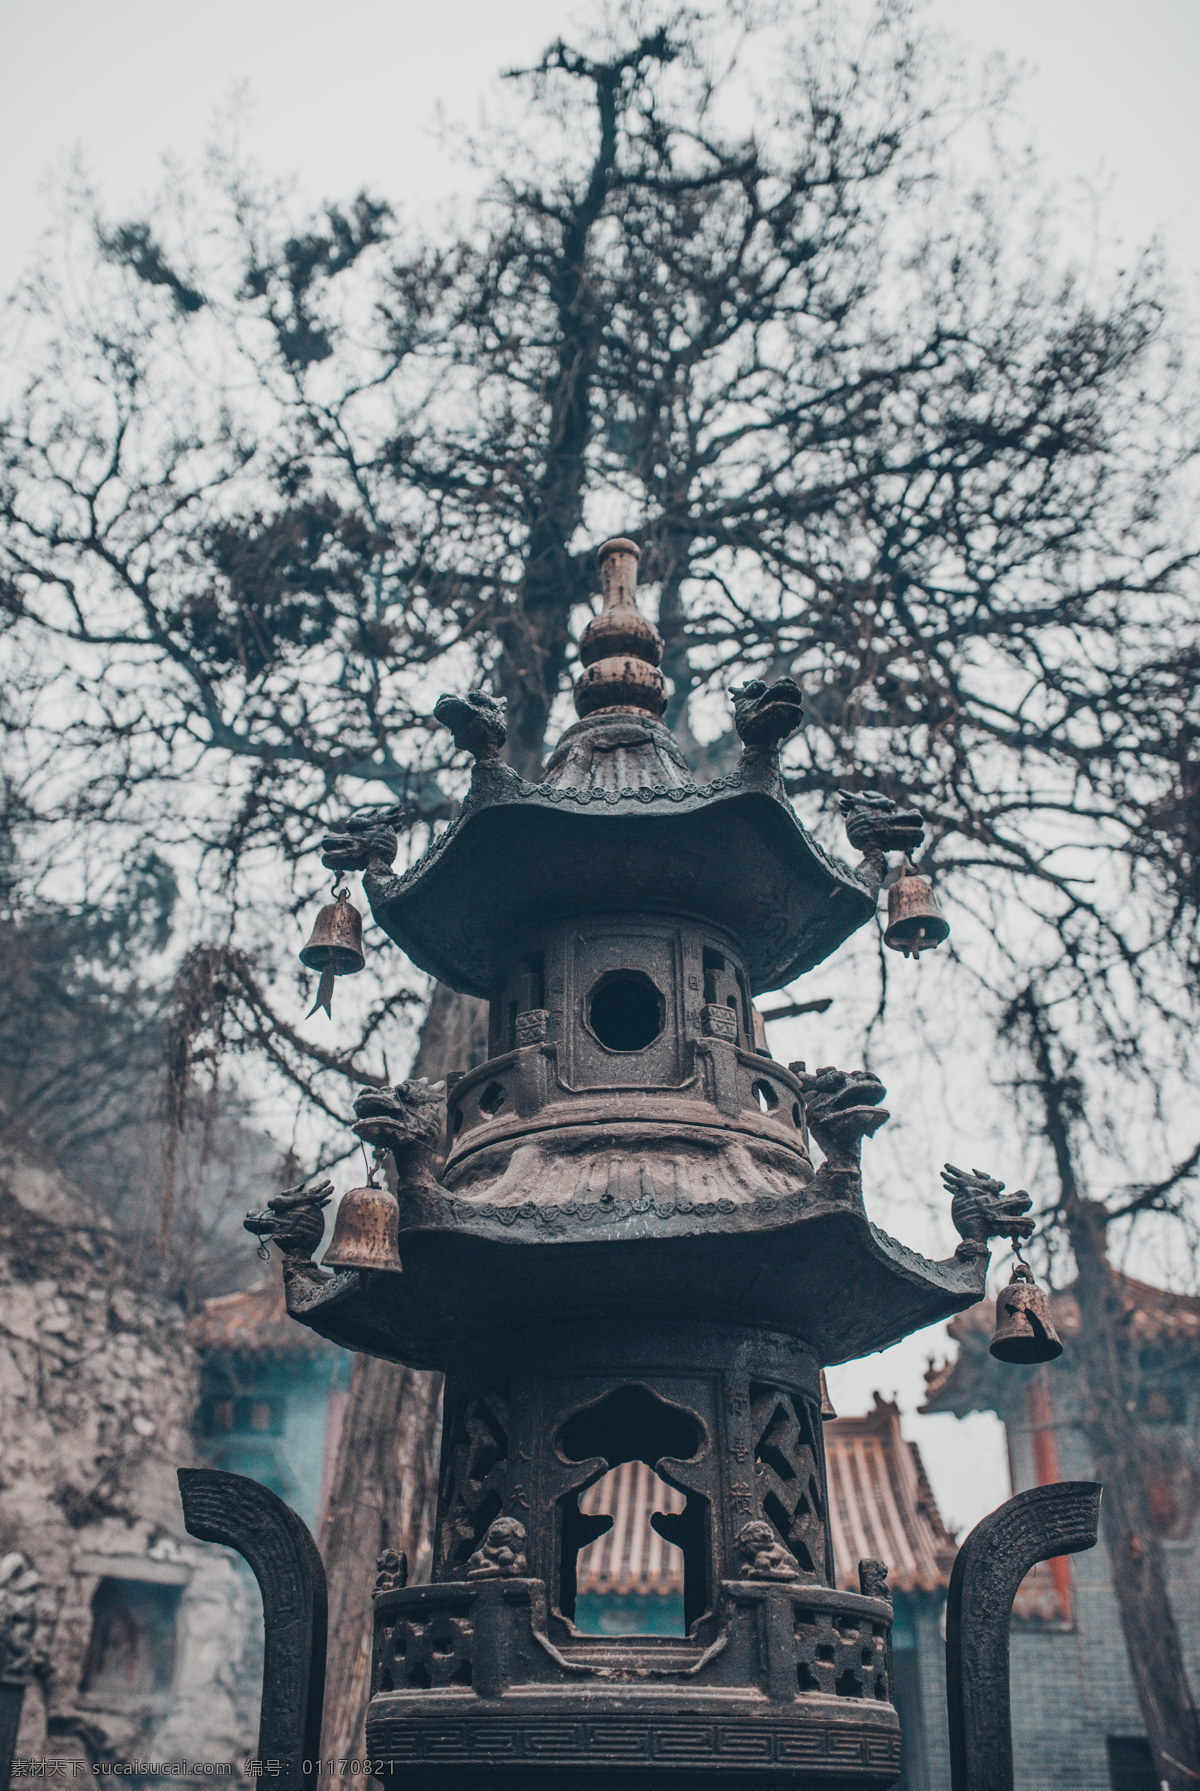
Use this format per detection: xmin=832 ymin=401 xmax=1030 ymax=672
xmin=0 ymin=1687 xmax=25 ymax=1791
xmin=179 ymin=1468 xmax=326 ymax=1787
xmin=946 ymin=1480 xmax=1101 ymax=1791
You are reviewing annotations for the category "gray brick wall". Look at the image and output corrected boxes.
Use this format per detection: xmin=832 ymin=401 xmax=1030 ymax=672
xmin=906 ymin=1374 xmax=1200 ymax=1791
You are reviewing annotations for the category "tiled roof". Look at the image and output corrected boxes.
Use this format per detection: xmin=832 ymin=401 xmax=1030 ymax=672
xmin=825 ymin=1397 xmax=958 ymax=1593
xmin=573 ymin=1396 xmax=958 ymax=1599
xmin=577 ymin=1464 xmax=686 ymax=1595
xmin=188 ymin=1268 xmax=333 ymax=1360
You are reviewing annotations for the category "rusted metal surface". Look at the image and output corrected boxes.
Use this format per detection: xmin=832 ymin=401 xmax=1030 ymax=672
xmin=321 ymin=1182 xmax=403 ymax=1273
xmin=945 ymin=1481 xmax=1101 ymax=1791
xmin=882 ymin=860 xmax=949 ymax=958
xmin=178 ymin=1469 xmax=327 ymax=1788
xmin=990 ymin=1263 xmax=1064 ymax=1364
xmin=299 ymin=888 xmax=365 ymax=979
xmin=299 ymin=887 xmax=365 ymax=1018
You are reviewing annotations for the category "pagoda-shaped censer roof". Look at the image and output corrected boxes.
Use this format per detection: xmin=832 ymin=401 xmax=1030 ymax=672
xmin=278 ymin=537 xmax=1003 ymax=1372
xmin=360 ymin=540 xmax=875 ymax=998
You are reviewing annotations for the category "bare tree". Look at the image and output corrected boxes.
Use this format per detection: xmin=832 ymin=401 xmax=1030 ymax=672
xmin=0 ymin=821 xmax=281 ymax=1299
xmin=1001 ymin=986 xmax=1200 ymax=1789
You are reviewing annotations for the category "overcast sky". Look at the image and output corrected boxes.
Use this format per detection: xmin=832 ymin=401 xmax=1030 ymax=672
xmin=2 ymin=0 xmax=1197 ymax=1536
xmin=3 ymin=0 xmax=1198 ymax=299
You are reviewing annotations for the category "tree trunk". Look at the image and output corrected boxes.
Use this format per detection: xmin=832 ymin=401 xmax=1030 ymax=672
xmin=317 ymin=983 xmax=489 ymax=1758
xmin=317 ymin=1356 xmax=442 ymax=1758
xmin=1062 ymin=1199 xmax=1200 ymax=1791
xmin=1021 ymin=995 xmax=1200 ymax=1791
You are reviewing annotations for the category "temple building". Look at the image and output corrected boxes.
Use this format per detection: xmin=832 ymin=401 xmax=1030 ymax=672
xmin=924 ymin=1277 xmax=1200 ymax=1791
xmin=188 ymin=1270 xmax=351 ymax=1534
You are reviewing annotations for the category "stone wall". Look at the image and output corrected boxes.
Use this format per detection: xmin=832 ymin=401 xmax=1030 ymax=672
xmin=0 ymin=1152 xmax=260 ymax=1772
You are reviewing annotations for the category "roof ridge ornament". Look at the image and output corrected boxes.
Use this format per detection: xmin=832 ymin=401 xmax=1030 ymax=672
xmin=730 ymin=678 xmax=805 ymax=750
xmin=573 ymin=537 xmax=668 ymax=719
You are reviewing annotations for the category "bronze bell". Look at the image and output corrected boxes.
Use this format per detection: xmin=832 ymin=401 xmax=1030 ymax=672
xmin=990 ymin=1262 xmax=1063 ymax=1364
xmin=300 ymin=887 xmax=365 ymax=1018
xmin=883 ymin=860 xmax=950 ymax=959
xmin=322 ymin=1183 xmax=403 ymax=1274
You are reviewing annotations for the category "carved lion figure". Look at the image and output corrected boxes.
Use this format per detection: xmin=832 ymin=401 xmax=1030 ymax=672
xmin=858 ymin=1557 xmax=891 ymax=1602
xmin=374 ymin=1548 xmax=408 ymax=1592
xmin=734 ymin=1520 xmax=802 ymax=1582
xmin=466 ymin=1517 xmax=528 ymax=1581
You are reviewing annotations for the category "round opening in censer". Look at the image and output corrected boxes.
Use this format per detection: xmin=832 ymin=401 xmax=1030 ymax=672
xmin=588 ymin=970 xmax=665 ymax=1052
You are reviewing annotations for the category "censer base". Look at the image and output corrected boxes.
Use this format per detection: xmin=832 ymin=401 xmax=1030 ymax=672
xmin=365 ymin=1580 xmax=900 ymax=1791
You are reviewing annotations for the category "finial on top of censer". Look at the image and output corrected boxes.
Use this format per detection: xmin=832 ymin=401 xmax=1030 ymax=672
xmin=572 ymin=537 xmax=668 ymax=719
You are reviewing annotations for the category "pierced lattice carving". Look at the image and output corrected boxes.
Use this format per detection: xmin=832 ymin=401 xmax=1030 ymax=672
xmin=750 ymin=1384 xmax=829 ymax=1579
xmin=378 ymin=1612 xmax=474 ymax=1690
xmin=793 ymin=1603 xmax=889 ymax=1702
xmin=436 ymin=1387 xmax=511 ymax=1578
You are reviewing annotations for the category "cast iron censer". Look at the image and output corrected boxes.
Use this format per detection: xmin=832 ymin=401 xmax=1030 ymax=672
xmin=181 ymin=537 xmax=1084 ymax=1791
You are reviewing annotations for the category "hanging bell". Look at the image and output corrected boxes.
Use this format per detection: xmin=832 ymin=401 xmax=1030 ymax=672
xmin=883 ymin=860 xmax=950 ymax=959
xmin=322 ymin=1183 xmax=403 ymax=1274
xmin=990 ymin=1262 xmax=1063 ymax=1364
xmin=300 ymin=887 xmax=365 ymax=1018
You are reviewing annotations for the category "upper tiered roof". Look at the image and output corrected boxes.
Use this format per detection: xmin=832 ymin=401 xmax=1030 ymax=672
xmin=361 ymin=538 xmax=876 ymax=996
